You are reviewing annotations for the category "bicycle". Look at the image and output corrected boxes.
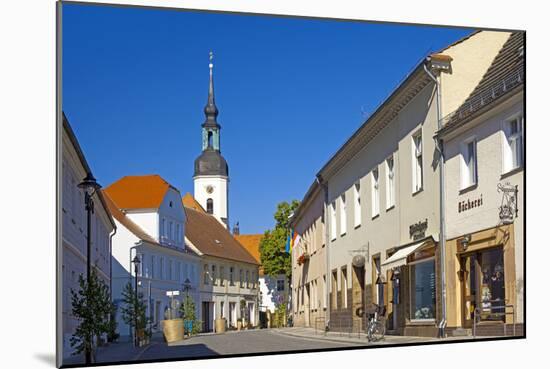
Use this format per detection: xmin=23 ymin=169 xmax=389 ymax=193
xmin=366 ymin=303 xmax=386 ymax=342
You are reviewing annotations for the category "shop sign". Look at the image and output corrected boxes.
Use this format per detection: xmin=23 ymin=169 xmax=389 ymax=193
xmin=409 ymin=219 xmax=428 ymax=240
xmin=458 ymin=194 xmax=483 ymax=214
xmin=498 ymin=182 xmax=518 ymax=224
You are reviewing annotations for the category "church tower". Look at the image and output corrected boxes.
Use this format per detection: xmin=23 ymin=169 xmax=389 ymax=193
xmin=193 ymin=52 xmax=229 ymax=228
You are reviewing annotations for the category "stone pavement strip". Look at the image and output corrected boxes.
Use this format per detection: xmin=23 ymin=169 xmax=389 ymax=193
xmin=271 ymin=327 xmax=477 ymax=346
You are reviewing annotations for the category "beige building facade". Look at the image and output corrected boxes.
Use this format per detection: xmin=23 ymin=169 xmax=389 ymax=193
xmin=290 ymin=30 xmax=522 ymax=338
xmin=437 ymin=32 xmax=524 ymax=336
xmin=290 ymin=182 xmax=327 ymax=329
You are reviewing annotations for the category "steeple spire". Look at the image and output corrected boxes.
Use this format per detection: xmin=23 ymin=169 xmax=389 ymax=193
xmin=203 ymin=51 xmax=219 ymax=127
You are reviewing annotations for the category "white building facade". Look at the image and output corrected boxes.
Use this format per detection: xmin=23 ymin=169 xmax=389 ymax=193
xmin=104 ymin=175 xmax=201 ymax=340
xmin=60 ymin=114 xmax=116 ymax=358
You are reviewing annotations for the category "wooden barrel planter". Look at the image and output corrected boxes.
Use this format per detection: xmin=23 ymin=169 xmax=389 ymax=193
xmin=162 ymin=319 xmax=184 ymax=343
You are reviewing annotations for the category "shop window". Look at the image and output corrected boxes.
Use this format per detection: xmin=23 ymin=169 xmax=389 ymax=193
xmin=409 ymin=259 xmax=436 ymax=321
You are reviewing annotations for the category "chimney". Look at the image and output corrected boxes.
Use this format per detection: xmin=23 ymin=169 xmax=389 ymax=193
xmin=232 ymin=221 xmax=240 ymax=235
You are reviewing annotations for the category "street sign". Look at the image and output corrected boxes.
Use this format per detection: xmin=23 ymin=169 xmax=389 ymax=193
xmin=166 ymin=291 xmax=180 ymax=297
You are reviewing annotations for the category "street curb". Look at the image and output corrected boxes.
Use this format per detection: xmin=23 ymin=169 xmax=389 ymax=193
xmin=271 ymin=329 xmax=370 ymax=346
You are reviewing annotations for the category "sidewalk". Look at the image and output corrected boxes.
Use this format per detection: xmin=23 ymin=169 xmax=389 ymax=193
xmin=62 ymin=334 xmax=165 ymax=366
xmin=271 ymin=327 xmax=477 ymax=346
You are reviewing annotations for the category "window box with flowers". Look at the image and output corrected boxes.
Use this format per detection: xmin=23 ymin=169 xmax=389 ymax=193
xmin=297 ymin=252 xmax=310 ymax=266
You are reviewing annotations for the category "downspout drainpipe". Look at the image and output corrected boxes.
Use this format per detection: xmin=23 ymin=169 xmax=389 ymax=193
xmin=109 ymin=227 xmax=117 ymax=303
xmin=317 ymin=177 xmax=330 ymax=331
xmin=423 ymin=61 xmax=447 ymax=338
xmin=129 ymin=245 xmax=138 ymax=339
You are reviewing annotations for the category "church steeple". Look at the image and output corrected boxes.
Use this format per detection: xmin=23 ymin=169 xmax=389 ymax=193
xmin=203 ymin=51 xmax=220 ymax=129
xmin=193 ymin=51 xmax=230 ymax=228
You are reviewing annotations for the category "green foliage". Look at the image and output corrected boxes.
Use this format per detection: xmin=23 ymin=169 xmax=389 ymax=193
xmin=106 ymin=303 xmax=119 ymax=343
xmin=274 ymin=299 xmax=287 ymax=327
xmin=179 ymin=295 xmax=202 ymax=335
xmin=69 ymin=268 xmax=112 ymax=358
xmin=259 ymin=200 xmax=300 ymax=280
xmin=120 ymin=282 xmax=150 ymax=340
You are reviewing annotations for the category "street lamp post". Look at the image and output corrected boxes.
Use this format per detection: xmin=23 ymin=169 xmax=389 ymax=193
xmin=77 ymin=173 xmax=101 ymax=284
xmin=132 ymin=255 xmax=141 ymax=347
xmin=182 ymin=278 xmax=192 ymax=336
xmin=77 ymin=173 xmax=101 ymax=365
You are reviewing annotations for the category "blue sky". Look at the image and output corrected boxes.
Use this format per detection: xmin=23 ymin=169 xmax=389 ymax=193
xmin=62 ymin=3 xmax=472 ymax=234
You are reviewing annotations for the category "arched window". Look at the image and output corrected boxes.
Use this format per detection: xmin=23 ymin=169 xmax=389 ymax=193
xmin=206 ymin=198 xmax=214 ymax=214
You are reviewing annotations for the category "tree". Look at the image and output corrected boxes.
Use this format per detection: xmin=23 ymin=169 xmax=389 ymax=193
xmin=259 ymin=200 xmax=300 ymax=280
xmin=179 ymin=294 xmax=201 ymax=335
xmin=106 ymin=303 xmax=119 ymax=343
xmin=69 ymin=268 xmax=112 ymax=362
xmin=120 ymin=282 xmax=149 ymax=344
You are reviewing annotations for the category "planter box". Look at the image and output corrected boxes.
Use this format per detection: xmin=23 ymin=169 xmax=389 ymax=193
xmin=215 ymin=318 xmax=227 ymax=333
xmin=162 ymin=319 xmax=184 ymax=343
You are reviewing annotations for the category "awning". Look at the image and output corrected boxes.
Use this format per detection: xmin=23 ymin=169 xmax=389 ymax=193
xmin=381 ymin=239 xmax=431 ymax=272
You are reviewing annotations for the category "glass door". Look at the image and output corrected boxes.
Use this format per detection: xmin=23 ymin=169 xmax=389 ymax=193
xmin=460 ymin=247 xmax=505 ymax=327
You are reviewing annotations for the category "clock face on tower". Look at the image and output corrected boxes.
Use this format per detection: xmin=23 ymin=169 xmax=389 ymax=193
xmin=206 ymin=185 xmax=214 ymax=194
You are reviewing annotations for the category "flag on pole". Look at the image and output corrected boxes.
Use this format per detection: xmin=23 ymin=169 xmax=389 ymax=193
xmin=285 ymin=229 xmax=293 ymax=253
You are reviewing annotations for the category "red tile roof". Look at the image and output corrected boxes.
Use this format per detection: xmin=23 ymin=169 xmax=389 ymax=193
xmin=185 ymin=207 xmax=259 ymax=265
xmin=104 ymin=175 xmax=175 ymax=210
xmin=182 ymin=192 xmax=206 ymax=213
xmin=102 ymin=190 xmax=158 ymax=244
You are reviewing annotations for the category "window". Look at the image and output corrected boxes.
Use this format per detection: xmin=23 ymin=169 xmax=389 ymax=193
xmin=339 ymin=194 xmax=347 ymax=235
xmin=277 ymin=279 xmax=285 ymax=291
xmin=229 ymin=267 xmax=234 ymax=285
xmin=461 ymin=138 xmax=477 ymax=189
xmin=412 ymin=131 xmax=423 ymax=193
xmin=386 ymin=156 xmax=395 ymax=209
xmin=239 ymin=269 xmax=244 ymax=288
xmin=176 ymin=223 xmax=181 ymax=243
xmin=330 ymin=201 xmax=337 ymax=241
xmin=211 ymin=264 xmax=217 ymax=285
xmin=151 ymin=255 xmax=156 ymax=279
xmin=168 ymin=259 xmax=173 ymax=280
xmin=206 ymin=198 xmax=214 ymax=214
xmin=203 ymin=264 xmax=209 ymax=285
xmin=341 ymin=267 xmax=348 ymax=308
xmin=220 ymin=301 xmax=225 ymax=319
xmin=246 ymin=270 xmax=250 ymax=288
xmin=503 ymin=115 xmax=523 ymax=173
xmin=409 ymin=259 xmax=436 ymax=321
xmin=176 ymin=262 xmax=181 ymax=281
xmin=161 ymin=218 xmax=166 ymax=237
xmin=219 ymin=266 xmax=225 ymax=286
xmin=169 ymin=221 xmax=173 ymax=240
xmin=371 ymin=167 xmax=380 ymax=217
xmin=353 ymin=182 xmax=361 ymax=227
xmin=159 ymin=257 xmax=164 ymax=280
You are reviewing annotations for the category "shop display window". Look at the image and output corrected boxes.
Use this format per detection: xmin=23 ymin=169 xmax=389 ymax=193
xmin=409 ymin=259 xmax=436 ymax=321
